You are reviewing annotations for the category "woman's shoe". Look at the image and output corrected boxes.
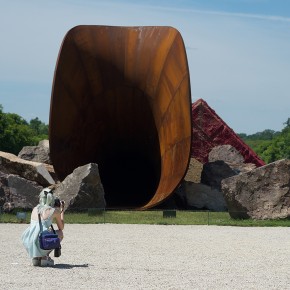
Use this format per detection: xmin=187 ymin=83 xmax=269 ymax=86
xmin=40 ymin=256 xmax=54 ymax=267
xmin=32 ymin=257 xmax=41 ymax=266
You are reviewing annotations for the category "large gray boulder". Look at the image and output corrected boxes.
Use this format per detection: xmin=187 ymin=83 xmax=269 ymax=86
xmin=0 ymin=172 xmax=43 ymax=211
xmin=208 ymin=145 xmax=256 ymax=174
xmin=201 ymin=160 xmax=237 ymax=191
xmin=175 ymin=182 xmax=227 ymax=211
xmin=0 ymin=151 xmax=55 ymax=186
xmin=18 ymin=139 xmax=51 ymax=164
xmin=54 ymin=163 xmax=106 ymax=210
xmin=0 ymin=152 xmax=55 ymax=186
xmin=208 ymin=145 xmax=244 ymax=164
xmin=221 ymin=159 xmax=290 ymax=219
xmin=172 ymin=160 xmax=231 ymax=211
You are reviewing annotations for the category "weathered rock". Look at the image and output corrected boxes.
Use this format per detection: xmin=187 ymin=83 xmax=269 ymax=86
xmin=188 ymin=182 xmax=226 ymax=211
xmin=0 ymin=151 xmax=55 ymax=186
xmin=2 ymin=202 xmax=15 ymax=213
xmin=184 ymin=158 xmax=203 ymax=183
xmin=208 ymin=144 xmax=256 ymax=174
xmin=43 ymin=164 xmax=59 ymax=183
xmin=208 ymin=144 xmax=245 ymax=164
xmin=201 ymin=160 xmax=237 ymax=191
xmin=14 ymin=139 xmax=58 ymax=182
xmin=226 ymin=162 xmax=256 ymax=174
xmin=38 ymin=140 xmax=49 ymax=148
xmin=170 ymin=160 xmax=231 ymax=211
xmin=0 ymin=171 xmax=43 ymax=210
xmin=54 ymin=163 xmax=106 ymax=210
xmin=0 ymin=172 xmax=9 ymax=207
xmin=175 ymin=181 xmax=227 ymax=211
xmin=221 ymin=159 xmax=290 ymax=219
xmin=18 ymin=139 xmax=51 ymax=164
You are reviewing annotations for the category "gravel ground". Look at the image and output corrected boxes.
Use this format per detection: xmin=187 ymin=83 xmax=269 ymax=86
xmin=1 ymin=223 xmax=290 ymax=289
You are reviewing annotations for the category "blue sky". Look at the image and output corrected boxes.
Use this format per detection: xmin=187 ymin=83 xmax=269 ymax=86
xmin=0 ymin=0 xmax=290 ymax=134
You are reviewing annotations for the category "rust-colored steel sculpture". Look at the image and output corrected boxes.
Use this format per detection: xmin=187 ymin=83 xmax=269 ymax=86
xmin=49 ymin=25 xmax=192 ymax=209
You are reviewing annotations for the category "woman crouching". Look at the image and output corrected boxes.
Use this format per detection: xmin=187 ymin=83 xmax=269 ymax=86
xmin=21 ymin=185 xmax=65 ymax=267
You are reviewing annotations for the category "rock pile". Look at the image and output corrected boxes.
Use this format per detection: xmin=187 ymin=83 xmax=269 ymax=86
xmin=0 ymin=150 xmax=55 ymax=211
xmin=1 ymin=140 xmax=290 ymax=220
xmin=0 ymin=140 xmax=105 ymax=212
xmin=170 ymin=145 xmax=254 ymax=212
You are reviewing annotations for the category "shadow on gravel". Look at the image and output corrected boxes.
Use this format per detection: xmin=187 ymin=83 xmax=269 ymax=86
xmin=54 ymin=263 xmax=90 ymax=269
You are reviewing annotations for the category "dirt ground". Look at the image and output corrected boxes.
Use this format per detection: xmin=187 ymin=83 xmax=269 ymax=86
xmin=1 ymin=223 xmax=290 ymax=289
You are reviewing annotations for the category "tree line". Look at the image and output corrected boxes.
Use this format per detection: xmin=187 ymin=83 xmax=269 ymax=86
xmin=0 ymin=104 xmax=289 ymax=164
xmin=0 ymin=105 xmax=48 ymax=155
xmin=238 ymin=118 xmax=290 ymax=164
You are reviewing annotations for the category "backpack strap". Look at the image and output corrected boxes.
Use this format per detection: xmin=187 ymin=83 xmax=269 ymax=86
xmin=38 ymin=213 xmax=43 ymax=233
xmin=50 ymin=224 xmax=57 ymax=234
xmin=38 ymin=213 xmax=56 ymax=234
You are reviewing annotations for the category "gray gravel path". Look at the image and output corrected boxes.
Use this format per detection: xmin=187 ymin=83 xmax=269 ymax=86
xmin=1 ymin=223 xmax=290 ymax=289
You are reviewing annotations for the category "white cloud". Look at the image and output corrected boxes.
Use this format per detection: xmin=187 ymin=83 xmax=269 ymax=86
xmin=163 ymin=7 xmax=290 ymax=23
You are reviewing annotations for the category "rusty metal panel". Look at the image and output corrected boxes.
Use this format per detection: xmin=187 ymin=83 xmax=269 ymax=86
xmin=49 ymin=25 xmax=192 ymax=209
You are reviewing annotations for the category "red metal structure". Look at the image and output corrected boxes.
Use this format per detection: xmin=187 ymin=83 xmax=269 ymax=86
xmin=191 ymin=98 xmax=265 ymax=167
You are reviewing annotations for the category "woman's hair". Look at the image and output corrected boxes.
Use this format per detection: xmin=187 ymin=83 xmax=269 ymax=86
xmin=37 ymin=188 xmax=54 ymax=213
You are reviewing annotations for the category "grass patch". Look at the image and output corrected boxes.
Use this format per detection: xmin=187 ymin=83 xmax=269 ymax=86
xmin=1 ymin=210 xmax=290 ymax=226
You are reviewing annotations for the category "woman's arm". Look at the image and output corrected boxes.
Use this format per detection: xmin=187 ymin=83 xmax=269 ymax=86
xmin=54 ymin=209 xmax=64 ymax=230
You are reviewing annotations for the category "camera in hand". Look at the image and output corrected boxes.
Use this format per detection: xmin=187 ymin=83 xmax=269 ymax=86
xmin=54 ymin=198 xmax=65 ymax=208
xmin=54 ymin=198 xmax=61 ymax=207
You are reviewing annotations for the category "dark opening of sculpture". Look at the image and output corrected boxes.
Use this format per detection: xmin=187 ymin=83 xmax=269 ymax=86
xmin=49 ymin=25 xmax=192 ymax=209
xmin=96 ymin=88 xmax=161 ymax=207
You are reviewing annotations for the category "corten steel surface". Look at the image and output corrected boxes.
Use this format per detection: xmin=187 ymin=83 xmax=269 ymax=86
xmin=49 ymin=25 xmax=192 ymax=209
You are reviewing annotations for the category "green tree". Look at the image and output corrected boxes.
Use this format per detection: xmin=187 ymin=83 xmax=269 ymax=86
xmin=249 ymin=121 xmax=290 ymax=163
xmin=0 ymin=105 xmax=49 ymax=155
xmin=29 ymin=117 xmax=48 ymax=135
xmin=283 ymin=118 xmax=290 ymax=128
xmin=245 ymin=129 xmax=279 ymax=141
xmin=0 ymin=108 xmax=34 ymax=154
xmin=239 ymin=121 xmax=290 ymax=164
xmin=29 ymin=117 xmax=49 ymax=144
xmin=238 ymin=133 xmax=247 ymax=139
xmin=278 ymin=125 xmax=290 ymax=159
